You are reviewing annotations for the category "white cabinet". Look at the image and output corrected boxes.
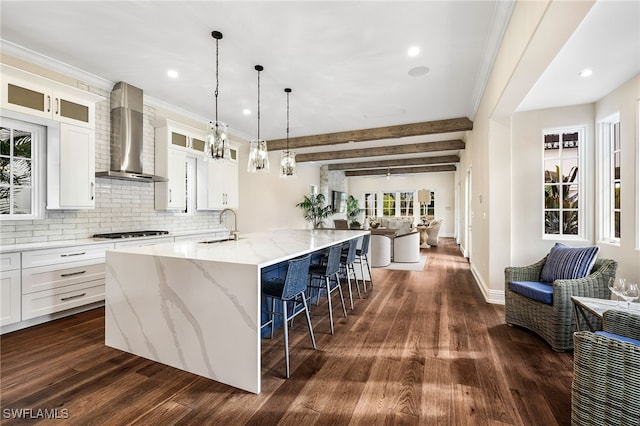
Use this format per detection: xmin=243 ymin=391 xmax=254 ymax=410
xmin=155 ymin=148 xmax=187 ymax=210
xmin=0 ymin=253 xmax=21 ymax=327
xmin=1 ymin=65 xmax=102 ymax=210
xmin=197 ymin=149 xmax=239 ymax=210
xmin=1 ymin=68 xmax=98 ymax=129
xmin=47 ymin=123 xmax=95 ymax=209
xmin=154 ymin=120 xmax=204 ymax=210
xmin=21 ymin=243 xmax=112 ymax=321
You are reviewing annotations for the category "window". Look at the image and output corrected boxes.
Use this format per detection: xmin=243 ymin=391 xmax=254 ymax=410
xmin=399 ymin=192 xmax=414 ymax=216
xmin=0 ymin=117 xmax=45 ymax=219
xmin=611 ymin=122 xmax=621 ymax=240
xmin=543 ymin=127 xmax=584 ymax=237
xmin=364 ymin=192 xmax=377 ymax=217
xmin=382 ymin=192 xmax=396 ymax=216
xmin=176 ymin=156 xmax=196 ymax=215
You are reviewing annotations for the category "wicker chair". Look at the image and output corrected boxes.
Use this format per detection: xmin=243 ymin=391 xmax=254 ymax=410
xmin=572 ymin=310 xmax=640 ymax=425
xmin=504 ymin=257 xmax=617 ymax=352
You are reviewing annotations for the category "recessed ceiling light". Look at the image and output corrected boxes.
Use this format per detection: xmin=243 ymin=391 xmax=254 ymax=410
xmin=242 ymin=109 xmax=251 ymax=115
xmin=167 ymin=69 xmax=179 ymax=79
xmin=408 ymin=46 xmax=420 ymax=57
xmin=579 ymin=69 xmax=593 ymax=78
xmin=408 ymin=66 xmax=430 ymax=77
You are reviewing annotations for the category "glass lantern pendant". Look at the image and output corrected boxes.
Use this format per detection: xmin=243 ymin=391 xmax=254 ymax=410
xmin=206 ymin=120 xmax=229 ymax=159
xmin=279 ymin=87 xmax=296 ymax=177
xmin=204 ymin=30 xmax=229 ymax=161
xmin=248 ymin=65 xmax=269 ymax=173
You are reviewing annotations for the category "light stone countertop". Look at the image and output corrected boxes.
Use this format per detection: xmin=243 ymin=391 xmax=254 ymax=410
xmin=0 ymin=228 xmax=228 ymax=254
xmin=109 ymin=228 xmax=370 ymax=268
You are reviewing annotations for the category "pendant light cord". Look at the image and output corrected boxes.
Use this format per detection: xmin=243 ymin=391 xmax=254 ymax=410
xmin=215 ymin=37 xmax=219 ymax=125
xmin=256 ymin=67 xmax=261 ymax=141
xmin=286 ymin=89 xmax=290 ymax=153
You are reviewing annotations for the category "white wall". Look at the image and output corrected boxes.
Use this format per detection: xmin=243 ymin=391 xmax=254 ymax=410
xmin=238 ymin=149 xmax=322 ymax=233
xmin=347 ymin=172 xmax=456 ymax=237
xmin=594 ymin=75 xmax=640 ymax=282
xmin=511 ymin=103 xmax=596 ymax=266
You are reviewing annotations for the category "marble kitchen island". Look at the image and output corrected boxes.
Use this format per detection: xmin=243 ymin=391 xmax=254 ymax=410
xmin=105 ymin=228 xmax=368 ymax=394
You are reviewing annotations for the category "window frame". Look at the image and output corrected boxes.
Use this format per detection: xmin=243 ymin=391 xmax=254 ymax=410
xmin=597 ymin=114 xmax=622 ymax=245
xmin=0 ymin=116 xmax=46 ymax=220
xmin=542 ymin=125 xmax=587 ymax=240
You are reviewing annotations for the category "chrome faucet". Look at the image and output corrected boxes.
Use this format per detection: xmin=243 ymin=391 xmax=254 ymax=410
xmin=220 ymin=208 xmax=239 ymax=241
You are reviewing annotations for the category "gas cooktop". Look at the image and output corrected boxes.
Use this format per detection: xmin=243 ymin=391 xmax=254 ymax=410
xmin=92 ymin=230 xmax=170 ymax=239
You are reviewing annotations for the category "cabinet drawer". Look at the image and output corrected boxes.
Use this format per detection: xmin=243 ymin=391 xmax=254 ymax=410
xmin=22 ymin=281 xmax=104 ymax=320
xmin=0 ymin=253 xmax=20 ymax=272
xmin=22 ymin=243 xmax=112 ymax=268
xmin=22 ymin=260 xmax=104 ymax=294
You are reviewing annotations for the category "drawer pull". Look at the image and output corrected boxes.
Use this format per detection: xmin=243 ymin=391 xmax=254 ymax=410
xmin=61 ymin=293 xmax=86 ymax=301
xmin=60 ymin=270 xmax=87 ymax=278
xmin=60 ymin=252 xmax=86 ymax=258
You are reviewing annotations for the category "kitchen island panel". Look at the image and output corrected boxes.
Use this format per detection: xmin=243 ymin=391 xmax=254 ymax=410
xmin=105 ymin=251 xmax=261 ymax=394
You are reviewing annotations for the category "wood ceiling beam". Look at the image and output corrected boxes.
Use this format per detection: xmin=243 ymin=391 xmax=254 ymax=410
xmin=267 ymin=117 xmax=473 ymax=150
xmin=295 ymin=139 xmax=465 ymax=162
xmin=327 ymin=155 xmax=459 ymax=171
xmin=345 ymin=165 xmax=456 ymax=177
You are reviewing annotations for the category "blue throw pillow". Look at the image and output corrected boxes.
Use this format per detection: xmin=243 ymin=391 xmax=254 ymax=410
xmin=540 ymin=243 xmax=599 ymax=283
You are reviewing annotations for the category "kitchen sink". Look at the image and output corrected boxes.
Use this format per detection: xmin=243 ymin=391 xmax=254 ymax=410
xmin=199 ymin=237 xmax=240 ymax=244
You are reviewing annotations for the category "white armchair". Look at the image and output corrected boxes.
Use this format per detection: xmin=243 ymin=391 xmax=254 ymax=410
xmin=425 ymin=219 xmax=443 ymax=247
xmin=370 ymin=235 xmax=391 ymax=267
xmin=393 ymin=231 xmax=420 ymax=263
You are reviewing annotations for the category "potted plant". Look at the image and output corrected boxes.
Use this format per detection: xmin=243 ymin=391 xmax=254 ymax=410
xmin=296 ymin=193 xmax=333 ymax=229
xmin=346 ymin=195 xmax=364 ymax=229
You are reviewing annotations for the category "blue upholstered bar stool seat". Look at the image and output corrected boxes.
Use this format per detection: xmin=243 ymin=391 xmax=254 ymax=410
xmin=353 ymin=233 xmax=373 ymax=292
xmin=340 ymin=238 xmax=361 ymax=310
xmin=307 ymin=244 xmax=347 ymax=335
xmin=261 ymin=255 xmax=316 ymax=378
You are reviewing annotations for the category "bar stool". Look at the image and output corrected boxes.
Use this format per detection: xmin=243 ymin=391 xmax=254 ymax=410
xmin=353 ymin=233 xmax=373 ymax=292
xmin=261 ymin=255 xmax=316 ymax=378
xmin=340 ymin=238 xmax=361 ymax=310
xmin=307 ymin=244 xmax=347 ymax=334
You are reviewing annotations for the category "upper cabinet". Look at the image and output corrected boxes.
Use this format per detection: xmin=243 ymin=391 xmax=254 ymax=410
xmin=197 ymin=145 xmax=239 ymax=210
xmin=1 ymin=65 xmax=103 ymax=210
xmin=1 ymin=69 xmax=98 ymax=129
xmin=154 ymin=119 xmax=205 ymax=211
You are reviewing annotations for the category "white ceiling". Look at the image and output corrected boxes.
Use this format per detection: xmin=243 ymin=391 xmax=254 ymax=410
xmin=1 ymin=1 xmax=638 ymax=164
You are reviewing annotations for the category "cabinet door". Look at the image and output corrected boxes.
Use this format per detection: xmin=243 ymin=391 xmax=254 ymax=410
xmin=167 ymin=149 xmax=187 ymax=209
xmin=58 ymin=124 xmax=95 ymax=208
xmin=206 ymin=161 xmax=225 ymax=209
xmin=54 ymin=91 xmax=94 ymax=128
xmin=1 ymin=77 xmax=52 ymax=120
xmin=223 ymin=160 xmax=239 ymax=209
xmin=0 ymin=269 xmax=21 ymax=326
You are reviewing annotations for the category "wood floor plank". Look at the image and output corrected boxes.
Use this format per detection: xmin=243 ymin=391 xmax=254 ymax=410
xmin=0 ymin=238 xmax=575 ymax=425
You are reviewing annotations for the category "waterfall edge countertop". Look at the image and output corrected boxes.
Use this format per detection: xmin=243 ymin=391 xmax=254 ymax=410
xmin=105 ymin=228 xmax=369 ymax=395
xmin=109 ymin=228 xmax=369 ymax=268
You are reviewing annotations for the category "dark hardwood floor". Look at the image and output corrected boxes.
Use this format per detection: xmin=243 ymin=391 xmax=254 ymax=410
xmin=0 ymin=238 xmax=573 ymax=425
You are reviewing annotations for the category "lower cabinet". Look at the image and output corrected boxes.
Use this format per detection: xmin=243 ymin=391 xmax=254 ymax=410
xmin=20 ymin=243 xmax=112 ymax=322
xmin=0 ymin=253 xmax=21 ymax=327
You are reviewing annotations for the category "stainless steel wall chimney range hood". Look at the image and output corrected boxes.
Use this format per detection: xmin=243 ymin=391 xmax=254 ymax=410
xmin=95 ymin=82 xmax=167 ymax=182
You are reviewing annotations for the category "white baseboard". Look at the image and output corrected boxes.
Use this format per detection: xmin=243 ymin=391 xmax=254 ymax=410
xmin=469 ymin=262 xmax=504 ymax=305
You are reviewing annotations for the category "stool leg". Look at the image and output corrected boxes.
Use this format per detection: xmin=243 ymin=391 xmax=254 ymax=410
xmin=341 ymin=269 xmax=353 ymax=310
xmin=326 ymin=276 xmax=335 ymax=335
xmin=301 ymin=292 xmax=316 ymax=349
xmin=335 ymin=274 xmax=347 ymax=318
xmin=270 ymin=297 xmax=276 ymax=339
xmin=359 ymin=258 xmax=368 ymax=293
xmin=282 ymin=300 xmax=290 ymax=378
xmin=350 ymin=264 xmax=362 ymax=299
xmin=364 ymin=254 xmax=373 ymax=287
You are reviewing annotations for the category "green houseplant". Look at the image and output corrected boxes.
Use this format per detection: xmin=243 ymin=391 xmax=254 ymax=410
xmin=296 ymin=193 xmax=333 ymax=229
xmin=346 ymin=195 xmax=364 ymax=229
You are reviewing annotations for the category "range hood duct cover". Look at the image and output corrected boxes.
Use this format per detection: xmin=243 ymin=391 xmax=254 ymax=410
xmin=95 ymin=81 xmax=167 ymax=182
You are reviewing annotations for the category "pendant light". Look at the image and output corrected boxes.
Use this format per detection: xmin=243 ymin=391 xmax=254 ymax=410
xmin=247 ymin=65 xmax=269 ymax=173
xmin=280 ymin=88 xmax=296 ymax=177
xmin=204 ymin=30 xmax=229 ymax=160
